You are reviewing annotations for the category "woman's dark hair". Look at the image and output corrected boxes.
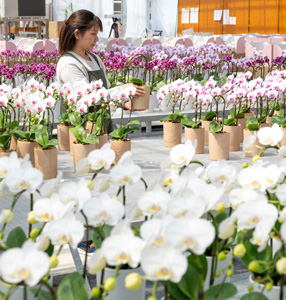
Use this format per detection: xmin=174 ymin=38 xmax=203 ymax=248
xmin=59 ymin=9 xmax=103 ymax=55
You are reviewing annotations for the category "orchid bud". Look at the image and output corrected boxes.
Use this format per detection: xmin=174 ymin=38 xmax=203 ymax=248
xmin=125 ymin=272 xmax=142 ymax=290
xmin=242 ymin=163 xmax=248 ymax=168
xmin=218 ymin=251 xmax=226 ymax=261
xmin=252 ymin=155 xmax=260 ymax=162
xmin=30 ymin=228 xmax=40 ymax=238
xmin=215 ymin=203 xmax=225 ymax=213
xmin=276 ymin=257 xmax=286 ymax=275
xmin=265 ymin=282 xmax=273 ymax=291
xmin=233 ymin=244 xmax=246 ymax=258
xmin=248 ymin=261 xmax=260 ymax=273
xmin=50 ymin=255 xmax=59 ymax=268
xmin=227 ymin=268 xmax=233 ymax=277
xmin=104 ymin=277 xmax=116 ymax=291
xmin=147 ymin=297 xmax=157 ymax=300
xmin=87 ymin=180 xmax=94 ymax=191
xmin=91 ymin=287 xmax=100 ymax=298
xmin=3 ymin=210 xmax=14 ymax=224
xmin=27 ymin=211 xmax=38 ymax=224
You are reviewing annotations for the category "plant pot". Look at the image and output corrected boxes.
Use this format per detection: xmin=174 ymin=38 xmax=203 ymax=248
xmin=201 ymin=120 xmax=211 ymax=146
xmin=0 ymin=149 xmax=12 ymax=157
xmin=204 ymin=253 xmax=232 ymax=290
xmin=132 ymin=85 xmax=150 ymax=111
xmin=249 ymin=275 xmax=286 ymax=300
xmin=57 ymin=124 xmax=72 ymax=151
xmin=280 ymin=128 xmax=286 ymax=147
xmin=73 ymin=143 xmax=95 ymax=171
xmin=0 ymin=275 xmax=53 ymax=300
xmin=209 ymin=132 xmax=230 ymax=160
xmin=224 ymin=125 xmax=241 ymax=151
xmin=163 ymin=121 xmax=182 ymax=148
xmin=34 ymin=147 xmax=58 ymax=179
xmin=86 ymin=121 xmax=96 ymax=137
xmin=95 ymin=134 xmax=108 ymax=149
xmin=260 ymin=122 xmax=270 ymax=128
xmin=185 ymin=127 xmax=204 ymax=154
xmin=243 ymin=129 xmax=263 ymax=157
xmin=245 ymin=111 xmax=255 ymax=117
xmin=143 ymin=92 xmax=158 ymax=113
xmin=266 ymin=116 xmax=271 ymax=124
xmin=9 ymin=134 xmax=17 ymax=151
xmin=16 ymin=140 xmax=38 ymax=167
xmin=237 ymin=118 xmax=247 ymax=142
xmin=110 ymin=139 xmax=131 ymax=163
xmin=97 ymin=267 xmax=145 ymax=300
xmin=69 ymin=127 xmax=78 ymax=156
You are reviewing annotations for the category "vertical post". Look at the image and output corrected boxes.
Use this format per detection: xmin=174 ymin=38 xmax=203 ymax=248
xmin=248 ymin=0 xmax=251 ymax=33
xmin=147 ymin=0 xmax=151 ymax=31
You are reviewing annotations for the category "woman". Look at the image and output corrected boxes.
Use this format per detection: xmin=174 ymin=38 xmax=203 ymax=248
xmin=56 ymin=9 xmax=145 ymax=112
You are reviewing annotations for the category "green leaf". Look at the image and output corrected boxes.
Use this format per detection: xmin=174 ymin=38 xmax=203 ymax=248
xmin=57 ymin=272 xmax=89 ymax=300
xmin=70 ymin=126 xmax=86 ymax=143
xmin=83 ymin=133 xmax=99 ymax=144
xmin=220 ymin=76 xmax=227 ymax=85
xmin=240 ymin=292 xmax=269 ymax=300
xmin=40 ymin=119 xmax=51 ymax=125
xmin=204 ymin=283 xmax=237 ymax=300
xmin=204 ymin=112 xmax=216 ymax=121
xmin=223 ymin=117 xmax=236 ymax=126
xmin=130 ymin=78 xmax=144 ymax=86
xmin=168 ymin=281 xmax=191 ymax=300
xmin=126 ymin=120 xmax=141 ymax=126
xmin=6 ymin=226 xmax=27 ymax=248
xmin=209 ymin=121 xmax=223 ymax=133
xmin=13 ymin=129 xmax=29 ymax=140
xmin=109 ymin=128 xmax=121 ymax=139
xmin=121 ymin=127 xmax=140 ymax=138
xmin=246 ymin=117 xmax=259 ymax=131
xmin=0 ymin=133 xmax=11 ymax=150
xmin=30 ymin=124 xmax=45 ymax=133
xmin=194 ymin=73 xmax=204 ymax=81
xmin=271 ymin=116 xmax=284 ymax=126
xmin=177 ymin=263 xmax=199 ymax=299
xmin=58 ymin=113 xmax=69 ymax=124
xmin=30 ymin=289 xmax=53 ymax=300
xmin=201 ymin=79 xmax=208 ymax=86
xmin=35 ymin=128 xmax=49 ymax=147
xmin=68 ymin=112 xmax=82 ymax=127
xmin=188 ymin=254 xmax=208 ymax=281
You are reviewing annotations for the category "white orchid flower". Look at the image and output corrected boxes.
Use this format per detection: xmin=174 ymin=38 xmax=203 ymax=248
xmin=278 ymin=146 xmax=286 ymax=158
xmin=58 ymin=179 xmax=91 ymax=210
xmin=229 ymin=188 xmax=260 ymax=209
xmin=87 ymin=143 xmax=115 ymax=171
xmin=251 ymin=220 xmax=273 ymax=252
xmin=141 ymin=244 xmax=188 ymax=283
xmin=82 ymin=193 xmax=124 ymax=227
xmin=169 ymin=140 xmax=196 ymax=167
xmin=46 ymin=214 xmax=85 ymax=249
xmin=243 ymin=134 xmax=256 ymax=153
xmin=236 ymin=200 xmax=278 ymax=230
xmin=88 ymin=249 xmax=107 ymax=274
xmin=33 ymin=193 xmax=71 ymax=222
xmin=159 ymin=168 xmax=180 ymax=188
xmin=0 ymin=241 xmax=50 ymax=286
xmin=39 ymin=171 xmax=63 ymax=198
xmin=5 ymin=165 xmax=43 ymax=194
xmin=167 ymin=192 xmax=204 ymax=219
xmin=75 ymin=158 xmax=91 ymax=175
xmin=101 ymin=220 xmax=145 ymax=268
xmin=257 ymin=123 xmax=283 ymax=146
xmin=0 ymin=151 xmax=22 ymax=179
xmin=138 ymin=185 xmax=171 ymax=218
xmin=164 ymin=218 xmax=215 ymax=254
xmin=110 ymin=156 xmax=142 ymax=187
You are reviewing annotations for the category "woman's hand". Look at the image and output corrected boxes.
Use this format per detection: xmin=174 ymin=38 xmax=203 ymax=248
xmin=122 ymin=83 xmax=146 ymax=110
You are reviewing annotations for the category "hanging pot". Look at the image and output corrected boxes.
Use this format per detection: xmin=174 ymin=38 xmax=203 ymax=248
xmin=209 ymin=132 xmax=230 ymax=160
xmin=34 ymin=147 xmax=58 ymax=179
xmin=163 ymin=121 xmax=182 ymax=148
xmin=184 ymin=127 xmax=205 ymax=154
xmin=86 ymin=121 xmax=96 ymax=137
xmin=204 ymin=253 xmax=232 ymax=290
xmin=9 ymin=134 xmax=17 ymax=151
xmin=243 ymin=129 xmax=263 ymax=157
xmin=95 ymin=134 xmax=108 ymax=149
xmin=249 ymin=275 xmax=286 ymax=300
xmin=201 ymin=120 xmax=211 ymax=146
xmin=110 ymin=139 xmax=131 ymax=163
xmin=16 ymin=140 xmax=38 ymax=166
xmin=97 ymin=266 xmax=145 ymax=300
xmin=69 ymin=127 xmax=78 ymax=156
xmin=73 ymin=143 xmax=95 ymax=171
xmin=57 ymin=124 xmax=72 ymax=151
xmin=224 ymin=125 xmax=241 ymax=151
xmin=237 ymin=118 xmax=247 ymax=142
xmin=132 ymin=86 xmax=150 ymax=111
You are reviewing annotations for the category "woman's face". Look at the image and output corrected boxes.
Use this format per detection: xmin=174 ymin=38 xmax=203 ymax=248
xmin=76 ymin=24 xmax=100 ymax=52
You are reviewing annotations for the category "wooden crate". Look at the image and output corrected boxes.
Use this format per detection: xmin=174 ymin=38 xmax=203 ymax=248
xmin=49 ymin=21 xmax=64 ymax=39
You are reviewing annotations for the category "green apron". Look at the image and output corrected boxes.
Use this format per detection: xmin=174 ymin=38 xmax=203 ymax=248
xmin=62 ymin=52 xmax=113 ymax=133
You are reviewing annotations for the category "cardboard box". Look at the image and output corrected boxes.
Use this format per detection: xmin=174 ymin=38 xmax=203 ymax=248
xmin=49 ymin=21 xmax=64 ymax=39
